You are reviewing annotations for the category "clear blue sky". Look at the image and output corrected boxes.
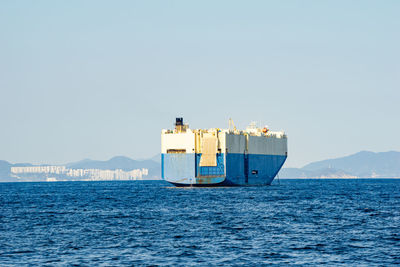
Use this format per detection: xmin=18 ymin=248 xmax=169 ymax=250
xmin=1 ymin=1 xmax=399 ymax=167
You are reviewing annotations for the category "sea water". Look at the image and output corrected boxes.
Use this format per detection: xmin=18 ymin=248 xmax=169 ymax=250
xmin=1 ymin=179 xmax=399 ymax=266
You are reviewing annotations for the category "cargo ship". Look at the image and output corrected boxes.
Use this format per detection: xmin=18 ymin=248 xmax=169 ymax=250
xmin=161 ymin=118 xmax=288 ymax=186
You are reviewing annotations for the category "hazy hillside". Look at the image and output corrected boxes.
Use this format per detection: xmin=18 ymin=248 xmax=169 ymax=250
xmin=150 ymin=154 xmax=161 ymax=164
xmin=279 ymin=167 xmax=356 ymax=179
xmin=301 ymin=151 xmax=400 ymax=178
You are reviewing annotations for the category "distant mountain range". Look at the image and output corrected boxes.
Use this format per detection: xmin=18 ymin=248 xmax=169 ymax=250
xmin=279 ymin=151 xmax=400 ymax=178
xmin=1 ymin=151 xmax=400 ymax=182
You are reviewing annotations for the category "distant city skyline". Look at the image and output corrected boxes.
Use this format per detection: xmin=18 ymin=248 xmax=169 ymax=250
xmin=11 ymin=165 xmax=148 ymax=181
xmin=1 ymin=1 xmax=399 ymax=167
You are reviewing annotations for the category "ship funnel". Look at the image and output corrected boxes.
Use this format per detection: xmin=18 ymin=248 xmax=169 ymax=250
xmin=175 ymin=117 xmax=183 ymax=126
xmin=175 ymin=117 xmax=187 ymax=132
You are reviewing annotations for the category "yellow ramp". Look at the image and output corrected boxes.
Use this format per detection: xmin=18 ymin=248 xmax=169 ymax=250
xmin=199 ymin=136 xmax=217 ymax=167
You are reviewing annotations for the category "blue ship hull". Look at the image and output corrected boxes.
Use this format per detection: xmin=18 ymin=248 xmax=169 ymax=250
xmin=162 ymin=153 xmax=287 ymax=186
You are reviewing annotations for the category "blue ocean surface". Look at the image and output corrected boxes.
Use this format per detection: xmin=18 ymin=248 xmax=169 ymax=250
xmin=1 ymin=179 xmax=400 ymax=266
